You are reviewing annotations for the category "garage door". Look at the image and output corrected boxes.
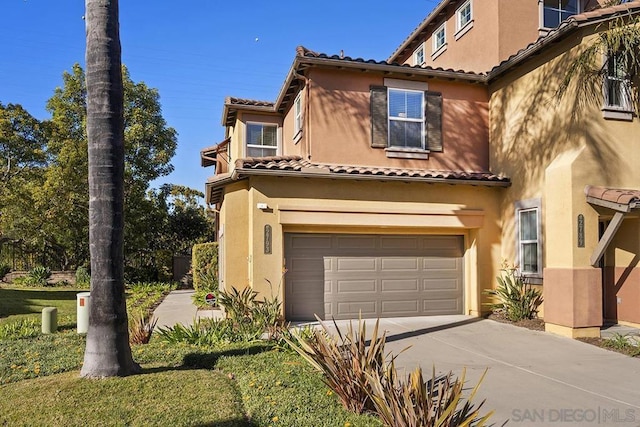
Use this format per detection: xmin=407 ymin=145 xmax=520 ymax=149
xmin=284 ymin=234 xmax=464 ymax=320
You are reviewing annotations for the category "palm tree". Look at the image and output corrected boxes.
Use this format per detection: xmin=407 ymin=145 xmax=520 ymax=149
xmin=557 ymin=2 xmax=640 ymax=109
xmin=80 ymin=0 xmax=140 ymax=377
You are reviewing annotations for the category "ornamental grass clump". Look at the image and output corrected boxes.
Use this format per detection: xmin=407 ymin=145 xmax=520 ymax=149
xmin=284 ymin=316 xmax=391 ymax=415
xmin=485 ymin=266 xmax=543 ymax=321
xmin=128 ymin=313 xmax=158 ymax=345
xmin=366 ymin=363 xmax=493 ymax=427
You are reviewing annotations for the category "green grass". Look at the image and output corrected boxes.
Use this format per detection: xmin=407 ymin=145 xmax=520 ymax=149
xmin=0 ymin=369 xmax=249 ymax=426
xmin=0 ymin=287 xmax=80 ymax=324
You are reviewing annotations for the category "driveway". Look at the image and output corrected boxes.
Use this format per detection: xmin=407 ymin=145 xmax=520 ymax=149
xmin=314 ymin=316 xmax=640 ymax=426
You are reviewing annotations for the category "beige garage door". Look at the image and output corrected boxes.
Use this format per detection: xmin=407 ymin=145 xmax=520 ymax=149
xmin=284 ymin=234 xmax=464 ymax=320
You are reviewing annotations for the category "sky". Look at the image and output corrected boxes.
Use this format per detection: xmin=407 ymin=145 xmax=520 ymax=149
xmin=1 ymin=0 xmax=441 ymax=195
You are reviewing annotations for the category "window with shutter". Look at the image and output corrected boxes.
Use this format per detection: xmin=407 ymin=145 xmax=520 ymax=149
xmin=369 ymin=85 xmax=443 ymax=155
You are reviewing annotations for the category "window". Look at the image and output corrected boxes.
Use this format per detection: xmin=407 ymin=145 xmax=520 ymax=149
xmin=388 ymin=89 xmax=424 ymax=148
xmin=294 ymin=93 xmax=303 ymax=136
xmin=370 ymin=81 xmax=443 ymax=156
xmin=604 ymin=51 xmax=632 ymax=110
xmin=246 ymin=123 xmax=277 ymax=157
xmin=515 ymin=199 xmax=542 ymax=279
xmin=456 ymin=1 xmax=472 ymax=32
xmin=542 ymin=0 xmax=580 ymax=29
xmin=433 ymin=23 xmax=446 ymax=54
xmin=414 ymin=44 xmax=425 ymax=66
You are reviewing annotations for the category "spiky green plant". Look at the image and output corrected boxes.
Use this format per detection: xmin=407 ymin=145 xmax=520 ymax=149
xmin=485 ymin=268 xmax=543 ymax=322
xmin=128 ymin=313 xmax=158 ymax=345
xmin=366 ymin=365 xmax=493 ymax=427
xmin=283 ymin=316 xmax=393 ymax=414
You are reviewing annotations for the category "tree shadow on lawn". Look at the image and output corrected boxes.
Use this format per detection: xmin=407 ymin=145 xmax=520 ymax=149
xmin=0 ymin=288 xmax=80 ymax=317
xmin=141 ymin=343 xmax=273 ymax=375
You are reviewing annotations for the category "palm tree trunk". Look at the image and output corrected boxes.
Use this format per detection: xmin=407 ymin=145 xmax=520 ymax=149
xmin=81 ymin=0 xmax=139 ymax=377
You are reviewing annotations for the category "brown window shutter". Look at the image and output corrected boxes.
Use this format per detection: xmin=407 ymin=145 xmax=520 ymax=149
xmin=370 ymin=85 xmax=388 ymax=148
xmin=426 ymin=91 xmax=443 ymax=152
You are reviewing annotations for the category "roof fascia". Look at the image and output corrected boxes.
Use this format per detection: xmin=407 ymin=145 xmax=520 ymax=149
xmin=235 ymin=167 xmax=510 ymax=187
xmin=387 ymin=0 xmax=454 ymax=63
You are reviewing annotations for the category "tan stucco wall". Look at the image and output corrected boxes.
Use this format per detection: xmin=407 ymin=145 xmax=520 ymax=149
xmin=219 ymin=181 xmax=251 ymax=289
xmin=398 ymin=0 xmax=542 ymax=73
xmin=489 ymin=27 xmax=640 ymax=328
xmin=306 ymin=68 xmax=490 ymax=171
xmin=220 ymin=175 xmax=505 ymax=317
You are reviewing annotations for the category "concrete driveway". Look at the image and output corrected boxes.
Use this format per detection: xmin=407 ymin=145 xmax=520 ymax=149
xmin=310 ymin=316 xmax=640 ymax=427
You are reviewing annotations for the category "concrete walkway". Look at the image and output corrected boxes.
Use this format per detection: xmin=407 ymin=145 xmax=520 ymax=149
xmin=153 ymin=289 xmax=221 ymax=329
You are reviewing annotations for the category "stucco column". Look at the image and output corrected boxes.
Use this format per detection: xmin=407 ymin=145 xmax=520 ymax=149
xmin=543 ymin=147 xmax=602 ymax=338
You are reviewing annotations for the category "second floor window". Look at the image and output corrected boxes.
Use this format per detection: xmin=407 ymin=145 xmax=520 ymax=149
xmin=543 ymin=0 xmax=579 ymax=29
xmin=605 ymin=51 xmax=632 ymax=110
xmin=433 ymin=24 xmax=446 ymax=53
xmin=414 ymin=45 xmax=425 ymax=66
xmin=457 ymin=1 xmax=472 ymax=31
xmin=388 ymin=89 xmax=424 ymax=148
xmin=294 ymin=93 xmax=303 ymax=135
xmin=246 ymin=123 xmax=277 ymax=157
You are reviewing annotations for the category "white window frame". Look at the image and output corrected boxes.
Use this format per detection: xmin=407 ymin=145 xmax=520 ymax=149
xmin=603 ymin=51 xmax=633 ymax=120
xmin=455 ymin=0 xmax=473 ymax=39
xmin=387 ymin=88 xmax=425 ymax=150
xmin=413 ymin=43 xmax=425 ymax=66
xmin=293 ymin=92 xmax=303 ymax=140
xmin=432 ymin=23 xmax=447 ymax=58
xmin=245 ymin=122 xmax=278 ymax=157
xmin=540 ymin=0 xmax=581 ymax=30
xmin=515 ymin=199 xmax=543 ymax=281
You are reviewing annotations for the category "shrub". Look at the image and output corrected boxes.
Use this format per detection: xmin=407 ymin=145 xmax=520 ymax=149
xmin=129 ymin=313 xmax=158 ymax=345
xmin=485 ymin=266 xmax=543 ymax=321
xmin=366 ymin=365 xmax=493 ymax=427
xmin=156 ymin=318 xmax=235 ymax=346
xmin=283 ymin=316 xmax=389 ymax=414
xmin=22 ymin=266 xmax=52 ymax=287
xmin=75 ymin=266 xmax=90 ymax=288
xmin=191 ymin=242 xmax=218 ymax=291
xmin=0 ymin=318 xmax=40 ymax=340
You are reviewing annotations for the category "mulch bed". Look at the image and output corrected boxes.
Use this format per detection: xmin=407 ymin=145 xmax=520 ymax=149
xmin=486 ymin=312 xmax=545 ymax=331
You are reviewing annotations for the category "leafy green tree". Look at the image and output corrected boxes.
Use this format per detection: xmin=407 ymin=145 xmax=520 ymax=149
xmin=0 ymin=103 xmax=48 ymax=267
xmin=81 ymin=0 xmax=139 ymax=378
xmin=36 ymin=63 xmax=177 ymax=270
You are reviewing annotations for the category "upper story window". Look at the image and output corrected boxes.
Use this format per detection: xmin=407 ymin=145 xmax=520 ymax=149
xmin=414 ymin=44 xmax=425 ymax=66
xmin=515 ymin=199 xmax=542 ymax=280
xmin=542 ymin=0 xmax=580 ymax=29
xmin=432 ymin=23 xmax=446 ymax=56
xmin=246 ymin=122 xmax=277 ymax=157
xmin=388 ymin=89 xmax=425 ymax=149
xmin=294 ymin=93 xmax=303 ymax=136
xmin=605 ymin=51 xmax=632 ymax=110
xmin=370 ymin=80 xmax=443 ymax=158
xmin=457 ymin=1 xmax=472 ymax=31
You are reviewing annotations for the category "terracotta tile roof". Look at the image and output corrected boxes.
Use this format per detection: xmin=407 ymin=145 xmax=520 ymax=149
xmin=296 ymin=45 xmax=483 ymax=77
xmin=235 ymin=155 xmax=510 ymax=184
xmin=585 ymin=185 xmax=640 ymax=208
xmin=225 ymin=97 xmax=275 ymax=108
xmin=489 ymin=2 xmax=640 ymax=80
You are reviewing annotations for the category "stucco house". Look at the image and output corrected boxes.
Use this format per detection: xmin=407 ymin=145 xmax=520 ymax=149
xmin=202 ymin=0 xmax=640 ymax=338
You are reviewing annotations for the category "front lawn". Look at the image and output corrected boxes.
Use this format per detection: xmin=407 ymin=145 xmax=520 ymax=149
xmin=0 ymin=331 xmax=381 ymax=426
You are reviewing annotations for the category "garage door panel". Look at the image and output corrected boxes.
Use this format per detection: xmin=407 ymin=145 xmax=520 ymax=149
xmin=381 ymin=279 xmax=419 ymax=292
xmin=380 ymin=236 xmax=420 ymax=250
xmin=336 ymin=279 xmax=377 ymax=293
xmin=335 ymin=257 xmax=378 ymax=272
xmin=285 ymin=234 xmax=464 ymax=320
xmin=335 ymin=236 xmax=377 ymax=250
xmin=381 ymin=257 xmax=420 ymax=270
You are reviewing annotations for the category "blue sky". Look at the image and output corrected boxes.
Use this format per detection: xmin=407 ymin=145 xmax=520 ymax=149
xmin=1 ymin=0 xmax=440 ymax=195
